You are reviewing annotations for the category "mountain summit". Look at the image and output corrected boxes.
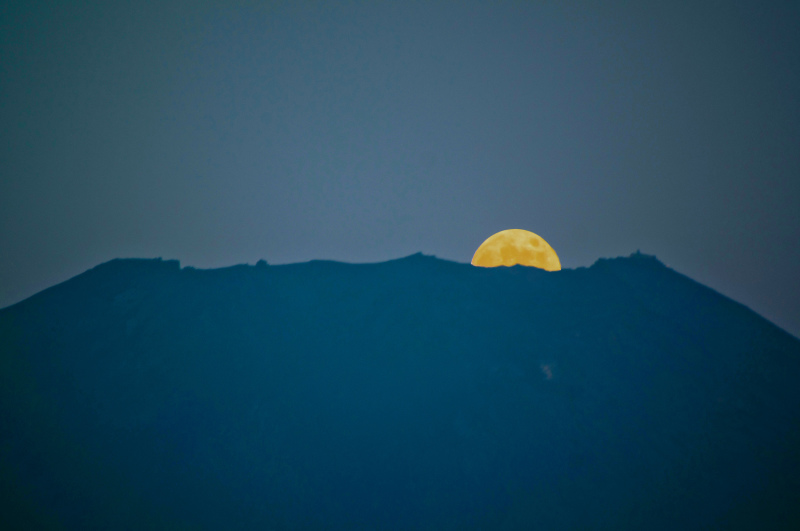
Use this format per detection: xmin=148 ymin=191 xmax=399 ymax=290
xmin=2 ymin=254 xmax=799 ymax=529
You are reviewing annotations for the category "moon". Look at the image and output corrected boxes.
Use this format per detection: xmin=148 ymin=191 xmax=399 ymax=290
xmin=471 ymin=229 xmax=561 ymax=271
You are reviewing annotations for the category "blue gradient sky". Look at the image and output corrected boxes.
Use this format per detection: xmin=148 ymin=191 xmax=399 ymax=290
xmin=2 ymin=1 xmax=799 ymax=335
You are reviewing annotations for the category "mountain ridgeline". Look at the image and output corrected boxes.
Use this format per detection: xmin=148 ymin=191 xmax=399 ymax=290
xmin=1 ymin=253 xmax=799 ymax=529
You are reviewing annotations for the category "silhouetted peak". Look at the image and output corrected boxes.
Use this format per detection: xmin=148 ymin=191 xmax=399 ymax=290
xmin=3 ymin=248 xmax=800 ymax=530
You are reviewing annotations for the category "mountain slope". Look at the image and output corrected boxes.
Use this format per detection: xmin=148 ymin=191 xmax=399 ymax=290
xmin=2 ymin=253 xmax=799 ymax=530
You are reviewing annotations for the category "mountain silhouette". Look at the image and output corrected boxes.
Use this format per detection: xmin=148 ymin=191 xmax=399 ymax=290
xmin=2 ymin=252 xmax=799 ymax=530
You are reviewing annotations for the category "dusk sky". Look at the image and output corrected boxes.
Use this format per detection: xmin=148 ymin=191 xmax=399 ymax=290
xmin=2 ymin=1 xmax=798 ymax=336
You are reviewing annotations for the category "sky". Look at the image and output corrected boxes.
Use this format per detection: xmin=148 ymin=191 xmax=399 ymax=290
xmin=1 ymin=1 xmax=798 ymax=337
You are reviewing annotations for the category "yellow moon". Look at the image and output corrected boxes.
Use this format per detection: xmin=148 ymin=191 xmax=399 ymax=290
xmin=471 ymin=229 xmax=561 ymax=271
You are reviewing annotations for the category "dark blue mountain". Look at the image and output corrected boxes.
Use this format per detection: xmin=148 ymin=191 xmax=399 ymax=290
xmin=2 ymin=252 xmax=799 ymax=529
